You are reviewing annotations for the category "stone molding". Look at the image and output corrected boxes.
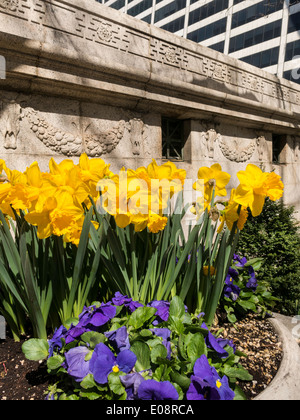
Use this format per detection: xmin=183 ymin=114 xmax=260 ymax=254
xmin=0 ymin=0 xmax=300 ymax=133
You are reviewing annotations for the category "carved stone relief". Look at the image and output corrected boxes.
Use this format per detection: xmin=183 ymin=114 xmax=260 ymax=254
xmin=199 ymin=128 xmax=220 ymax=159
xmin=127 ymin=118 xmax=147 ymax=156
xmin=0 ymin=100 xmax=21 ymax=150
xmin=219 ymin=137 xmax=256 ymax=162
xmin=20 ymin=106 xmax=128 ymax=157
xmin=0 ymin=0 xmax=19 ymax=11
xmin=256 ymin=135 xmax=268 ymax=162
xmin=2 ymin=0 xmax=300 ymax=109
xmin=0 ymin=99 xmax=148 ymax=157
xmin=97 ymin=22 xmax=113 ymax=43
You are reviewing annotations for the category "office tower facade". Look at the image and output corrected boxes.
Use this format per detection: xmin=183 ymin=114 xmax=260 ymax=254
xmin=100 ymin=0 xmax=300 ymax=84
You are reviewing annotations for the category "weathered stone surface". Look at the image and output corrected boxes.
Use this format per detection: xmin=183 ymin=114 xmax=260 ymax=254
xmin=0 ymin=0 xmax=299 ymax=217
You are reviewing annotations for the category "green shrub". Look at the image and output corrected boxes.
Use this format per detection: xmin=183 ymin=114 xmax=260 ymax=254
xmin=236 ymin=198 xmax=300 ymax=315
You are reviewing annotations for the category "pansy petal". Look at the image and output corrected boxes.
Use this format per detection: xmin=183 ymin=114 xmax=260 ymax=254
xmin=138 ymin=380 xmax=179 ymax=400
xmin=90 ymin=343 xmax=115 ymax=384
xmin=116 ymin=350 xmax=137 ymax=373
xmin=65 ymin=346 xmax=90 ymax=382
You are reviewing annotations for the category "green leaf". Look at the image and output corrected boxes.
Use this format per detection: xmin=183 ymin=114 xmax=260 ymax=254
xmin=233 ymin=385 xmax=248 ymax=400
xmin=186 ymin=333 xmax=206 ymax=364
xmin=81 ymin=331 xmax=106 ymax=348
xmin=108 ymin=372 xmax=126 ymax=396
xmin=64 ymin=318 xmax=79 ymax=329
xmin=128 ymin=306 xmax=157 ymax=330
xmin=22 ymin=338 xmax=49 ymax=361
xmin=150 ymin=344 xmax=167 ymax=364
xmin=80 ymin=374 xmax=97 ymax=390
xmin=79 ymin=389 xmax=101 ymax=400
xmin=223 ymin=366 xmax=253 ymax=381
xmin=238 ymin=300 xmax=257 ymax=312
xmin=169 ymin=296 xmax=186 ymax=320
xmin=168 ymin=315 xmax=185 ymax=335
xmin=170 ymin=371 xmax=191 ymax=391
xmin=139 ymin=329 xmax=153 ymax=338
xmin=47 ymin=355 xmax=64 ymax=370
xmin=130 ymin=340 xmax=151 ymax=371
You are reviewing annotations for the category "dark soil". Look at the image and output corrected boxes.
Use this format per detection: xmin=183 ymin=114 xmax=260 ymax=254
xmin=0 ymin=314 xmax=283 ymax=400
xmin=0 ymin=333 xmax=52 ymax=400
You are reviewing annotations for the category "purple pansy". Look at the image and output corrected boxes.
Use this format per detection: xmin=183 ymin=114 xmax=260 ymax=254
xmin=64 ymin=303 xmax=117 ymax=344
xmin=65 ymin=346 xmax=91 ymax=382
xmin=224 ymin=274 xmax=241 ymax=301
xmin=90 ymin=343 xmax=137 ymax=385
xmin=246 ymin=266 xmax=258 ymax=291
xmin=112 ymin=292 xmax=144 ymax=313
xmin=186 ymin=355 xmax=235 ymax=400
xmin=233 ymin=254 xmax=247 ymax=268
xmin=228 ymin=266 xmax=239 ymax=280
xmin=48 ymin=325 xmax=67 ymax=357
xmin=138 ymin=379 xmax=179 ymax=400
xmin=147 ymin=300 xmax=170 ymax=325
xmin=201 ymin=322 xmax=236 ymax=358
xmin=104 ymin=326 xmax=130 ymax=353
xmin=120 ymin=372 xmax=145 ymax=400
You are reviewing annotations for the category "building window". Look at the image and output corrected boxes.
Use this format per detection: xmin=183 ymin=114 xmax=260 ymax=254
xmin=162 ymin=118 xmax=190 ymax=161
xmin=187 ymin=17 xmax=227 ymax=43
xmin=208 ymin=40 xmax=225 ymax=53
xmin=288 ymin=11 xmax=300 ymax=34
xmin=231 ymin=0 xmax=283 ymax=29
xmin=161 ymin=15 xmax=185 ymax=32
xmin=155 ymin=0 xmax=187 ymax=23
xmin=285 ymin=39 xmax=300 ymax=62
xmin=128 ymin=0 xmax=152 ymax=16
xmin=240 ymin=46 xmax=279 ymax=68
xmin=229 ymin=20 xmax=282 ymax=54
xmin=272 ymin=134 xmax=286 ymax=163
xmin=108 ymin=0 xmax=125 ymax=10
xmin=188 ymin=0 xmax=229 ymax=27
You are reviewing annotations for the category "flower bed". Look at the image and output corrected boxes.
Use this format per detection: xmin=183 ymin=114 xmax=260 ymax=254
xmin=0 ymin=312 xmax=283 ymax=400
xmin=23 ymin=294 xmax=253 ymax=400
xmin=0 ymin=155 xmax=285 ymax=400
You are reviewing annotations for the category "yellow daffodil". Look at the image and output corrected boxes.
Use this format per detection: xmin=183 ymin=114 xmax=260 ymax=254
xmin=101 ymin=160 xmax=185 ymax=234
xmin=42 ymin=158 xmax=90 ymax=208
xmin=217 ymin=188 xmax=248 ymax=233
xmin=147 ymin=159 xmax=186 ymax=186
xmin=78 ymin=153 xmax=112 ymax=200
xmin=234 ymin=164 xmax=284 ymax=217
xmin=147 ymin=213 xmax=168 ymax=234
xmin=25 ymin=196 xmax=57 ymax=239
xmin=193 ymin=164 xmax=231 ymax=200
xmin=25 ymin=191 xmax=84 ymax=240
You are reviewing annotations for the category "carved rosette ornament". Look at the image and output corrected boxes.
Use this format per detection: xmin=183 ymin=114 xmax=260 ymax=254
xmin=165 ymin=48 xmax=177 ymax=64
xmin=0 ymin=0 xmax=19 ymax=11
xmin=97 ymin=23 xmax=113 ymax=43
xmin=219 ymin=137 xmax=256 ymax=163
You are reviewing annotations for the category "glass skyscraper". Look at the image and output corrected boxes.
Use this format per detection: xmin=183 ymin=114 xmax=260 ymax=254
xmin=98 ymin=0 xmax=300 ymax=84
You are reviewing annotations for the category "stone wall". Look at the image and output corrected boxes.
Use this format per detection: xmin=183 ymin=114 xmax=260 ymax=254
xmin=0 ymin=0 xmax=299 ymax=217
